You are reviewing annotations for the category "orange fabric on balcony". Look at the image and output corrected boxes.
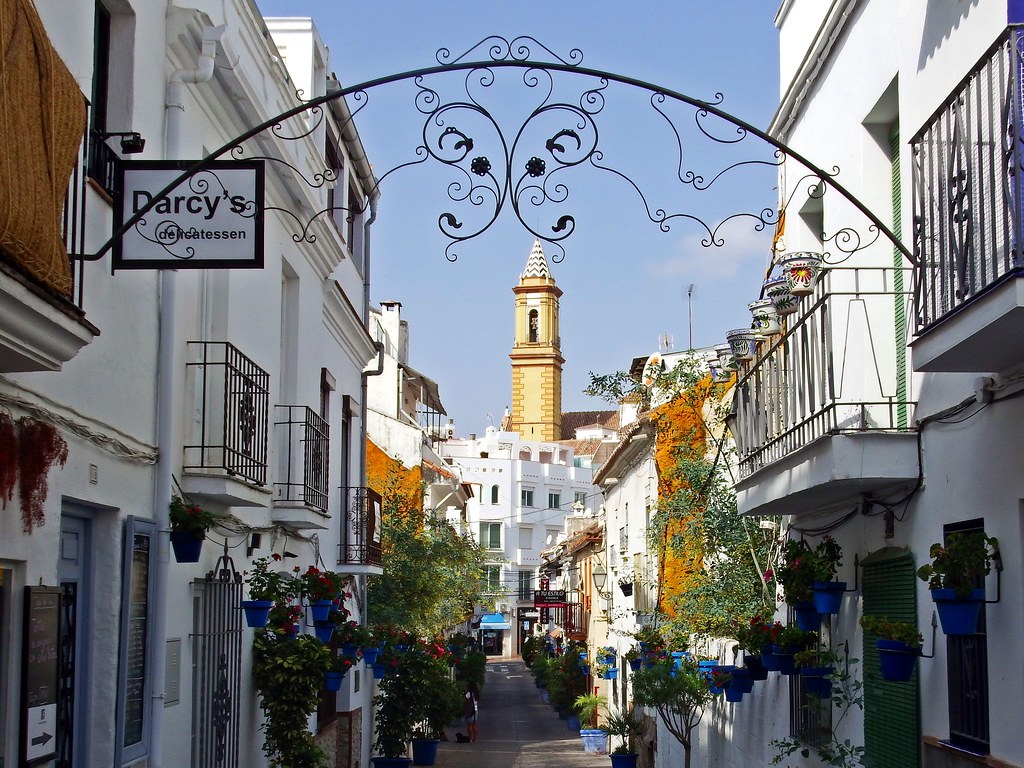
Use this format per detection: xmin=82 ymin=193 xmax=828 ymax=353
xmin=0 ymin=0 xmax=85 ymax=296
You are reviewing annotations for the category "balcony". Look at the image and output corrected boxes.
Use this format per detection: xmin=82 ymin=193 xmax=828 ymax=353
xmin=912 ymin=26 xmax=1024 ymax=373
xmin=731 ymin=267 xmax=918 ymax=517
xmin=272 ymin=405 xmax=330 ymax=529
xmin=182 ymin=342 xmax=270 ymax=506
xmin=550 ymin=601 xmax=586 ymax=641
xmin=338 ymin=486 xmax=384 ymax=576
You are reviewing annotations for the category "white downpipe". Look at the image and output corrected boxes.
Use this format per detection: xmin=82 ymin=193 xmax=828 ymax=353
xmin=149 ymin=20 xmax=223 ymax=768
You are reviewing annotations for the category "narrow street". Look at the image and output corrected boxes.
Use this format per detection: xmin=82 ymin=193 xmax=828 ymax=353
xmin=434 ymin=660 xmax=609 ymax=768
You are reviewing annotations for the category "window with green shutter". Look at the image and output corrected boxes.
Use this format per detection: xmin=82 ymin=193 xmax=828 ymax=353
xmin=862 ymin=549 xmax=920 ymax=768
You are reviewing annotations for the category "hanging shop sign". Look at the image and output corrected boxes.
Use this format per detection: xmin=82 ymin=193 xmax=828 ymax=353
xmin=533 ymin=589 xmax=566 ymax=608
xmin=113 ymin=160 xmax=264 ymax=270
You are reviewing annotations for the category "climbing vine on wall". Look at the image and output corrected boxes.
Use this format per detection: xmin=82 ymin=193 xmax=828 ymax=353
xmin=0 ymin=412 xmax=68 ymax=533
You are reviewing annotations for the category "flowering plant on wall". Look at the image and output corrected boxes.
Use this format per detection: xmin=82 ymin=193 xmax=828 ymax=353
xmin=168 ymin=495 xmax=215 ymax=537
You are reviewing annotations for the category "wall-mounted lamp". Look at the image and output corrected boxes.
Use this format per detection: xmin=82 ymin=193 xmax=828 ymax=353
xmin=592 ymin=558 xmax=611 ymax=599
xmin=101 ymin=131 xmax=146 ymax=154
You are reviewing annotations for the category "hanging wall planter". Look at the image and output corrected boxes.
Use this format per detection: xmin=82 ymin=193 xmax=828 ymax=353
xmin=241 ymin=599 xmax=274 ymax=628
xmin=619 ymin=581 xmax=633 ymax=597
xmin=748 ymin=298 xmax=781 ymax=336
xmin=724 ymin=685 xmax=744 ymax=703
xmin=309 ymin=599 xmax=334 ymax=623
xmin=743 ymin=654 xmax=768 ymax=681
xmin=169 ymin=530 xmax=204 ymax=563
xmin=725 ymin=328 xmax=756 ymax=362
xmin=930 ymin=588 xmax=985 ymax=635
xmin=765 ymin=273 xmax=799 ymax=317
xmin=876 ymin=640 xmax=920 ymax=683
xmin=799 ymin=666 xmax=834 ymax=698
xmin=314 ymin=620 xmax=336 ymax=643
xmin=811 ymin=580 xmax=847 ymax=615
xmin=793 ymin=602 xmax=821 ymax=631
xmin=779 ymin=251 xmax=825 ymax=296
xmin=324 ymin=670 xmax=345 ymax=691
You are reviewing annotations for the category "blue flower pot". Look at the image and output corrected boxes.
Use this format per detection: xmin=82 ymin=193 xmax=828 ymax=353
xmin=629 ymin=658 xmax=642 ymax=671
xmin=602 ymin=668 xmax=618 ymax=680
xmin=931 ymin=588 xmax=985 ymax=635
xmin=324 ymin=670 xmax=345 ymax=691
xmin=609 ymin=754 xmax=639 ymax=768
xmin=876 ymin=639 xmax=920 ymax=682
xmin=362 ymin=647 xmax=382 ymax=666
xmin=793 ymin=601 xmax=821 ymax=631
xmin=743 ymin=654 xmax=768 ymax=681
xmin=811 ymin=581 xmax=847 ymax=615
xmin=411 ymin=738 xmax=440 ymax=766
xmin=771 ymin=646 xmax=797 ymax=675
xmin=309 ymin=599 xmax=334 ymax=623
xmin=169 ymin=531 xmax=203 ymax=563
xmin=314 ymin=620 xmax=335 ymax=643
xmin=725 ymin=685 xmax=744 ymax=702
xmin=760 ymin=648 xmax=781 ymax=672
xmin=731 ymin=667 xmax=754 ymax=693
xmin=240 ymin=600 xmax=273 ymax=628
xmin=371 ymin=662 xmax=388 ymax=680
xmin=567 ymin=715 xmax=581 ymax=731
xmin=372 ymin=758 xmax=412 ymax=768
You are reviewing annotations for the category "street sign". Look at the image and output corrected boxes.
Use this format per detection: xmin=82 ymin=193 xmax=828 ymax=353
xmin=113 ymin=160 xmax=265 ymax=270
xmin=533 ymin=589 xmax=566 ymax=607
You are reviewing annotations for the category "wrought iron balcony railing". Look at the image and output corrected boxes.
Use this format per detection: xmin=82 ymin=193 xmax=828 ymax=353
xmin=550 ymin=601 xmax=586 ymax=640
xmin=913 ymin=26 xmax=1024 ymax=330
xmin=184 ymin=342 xmax=269 ymax=485
xmin=732 ymin=267 xmax=915 ymax=479
xmin=273 ymin=405 xmax=329 ymax=513
xmin=338 ymin=486 xmax=383 ymax=568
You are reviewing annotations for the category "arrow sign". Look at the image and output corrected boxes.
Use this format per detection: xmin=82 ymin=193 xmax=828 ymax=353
xmin=31 ymin=731 xmax=53 ymax=747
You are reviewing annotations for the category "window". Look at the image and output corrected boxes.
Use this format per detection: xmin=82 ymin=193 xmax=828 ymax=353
xmin=518 ymin=570 xmax=533 ymax=601
xmin=482 ymin=565 xmax=502 ymax=594
xmin=548 ymin=492 xmax=560 ymax=510
xmin=325 ymin=141 xmax=347 ymax=234
xmin=789 ymin=614 xmax=832 ymax=748
xmin=521 ymin=489 xmax=534 ymax=507
xmin=519 ymin=527 xmax=533 ymax=550
xmin=479 ymin=522 xmax=501 ymax=550
xmin=528 ymin=310 xmax=539 ymax=343
xmin=944 ymin=519 xmax=989 ymax=753
xmin=490 ymin=485 xmax=499 ymax=504
xmin=574 ymin=491 xmax=587 ymax=508
xmin=619 ymin=526 xmax=628 ymax=554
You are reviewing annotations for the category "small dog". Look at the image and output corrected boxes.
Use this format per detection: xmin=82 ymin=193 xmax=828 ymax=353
xmin=455 ymin=733 xmax=471 ymax=743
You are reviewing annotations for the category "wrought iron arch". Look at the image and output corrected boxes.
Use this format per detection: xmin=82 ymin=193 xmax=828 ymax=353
xmin=80 ymin=35 xmax=914 ymax=266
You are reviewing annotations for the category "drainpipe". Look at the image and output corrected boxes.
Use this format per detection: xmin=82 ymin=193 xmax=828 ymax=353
xmin=358 ymin=190 xmax=382 ymax=625
xmin=150 ymin=20 xmax=224 ymax=768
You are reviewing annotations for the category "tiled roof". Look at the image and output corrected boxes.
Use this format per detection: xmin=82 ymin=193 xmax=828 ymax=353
xmin=559 ymin=410 xmax=619 ymax=439
xmin=557 ymin=437 xmax=603 ymax=458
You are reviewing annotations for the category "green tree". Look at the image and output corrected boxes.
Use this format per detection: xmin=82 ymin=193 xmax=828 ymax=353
xmin=631 ymin=657 xmax=711 ymax=768
xmin=367 ymin=467 xmax=490 ymax=634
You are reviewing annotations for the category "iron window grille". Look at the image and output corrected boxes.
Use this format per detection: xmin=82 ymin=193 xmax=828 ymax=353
xmin=184 ymin=342 xmax=269 ymax=486
xmin=274 ymin=405 xmax=329 ymax=513
xmin=912 ymin=26 xmax=1024 ymax=332
xmin=338 ymin=486 xmax=383 ymax=568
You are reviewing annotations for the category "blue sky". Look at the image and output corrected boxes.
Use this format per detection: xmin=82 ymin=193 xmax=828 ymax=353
xmin=255 ymin=1 xmax=781 ymax=435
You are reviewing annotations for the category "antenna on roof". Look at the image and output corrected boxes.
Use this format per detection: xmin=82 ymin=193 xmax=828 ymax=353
xmin=685 ymin=284 xmax=696 ymax=350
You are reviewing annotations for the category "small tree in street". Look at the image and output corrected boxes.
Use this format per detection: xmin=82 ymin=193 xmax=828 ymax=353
xmin=630 ymin=657 xmax=711 ymax=768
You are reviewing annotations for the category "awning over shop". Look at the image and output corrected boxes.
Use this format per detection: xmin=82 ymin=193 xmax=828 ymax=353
xmin=478 ymin=613 xmax=511 ymax=630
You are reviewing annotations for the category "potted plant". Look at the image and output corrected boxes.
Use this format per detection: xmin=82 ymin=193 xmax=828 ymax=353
xmin=252 ymin=632 xmax=334 ymax=767
xmin=624 ymin=646 xmax=643 ymax=671
xmin=631 ymin=656 xmax=712 ymax=768
xmin=242 ymin=554 xmax=298 ymax=628
xmin=917 ymin=531 xmax=999 ymax=634
xmin=809 ymin=536 xmax=846 ymax=614
xmin=168 ymin=495 xmax=215 ymax=562
xmin=325 ymin=652 xmax=357 ymax=691
xmin=574 ymin=693 xmax=609 ymax=753
xmin=603 ymin=708 xmax=646 ymax=768
xmin=770 ymin=626 xmax=816 ymax=676
xmin=404 ymin=640 xmax=461 ymax=766
xmin=731 ymin=615 xmax=776 ymax=679
xmin=335 ymin=619 xmax=373 ymax=655
xmin=300 ymin=566 xmax=346 ymax=622
xmin=860 ymin=615 xmax=923 ymax=682
xmin=794 ymin=646 xmax=837 ymax=699
xmin=775 ymin=539 xmax=819 ymax=629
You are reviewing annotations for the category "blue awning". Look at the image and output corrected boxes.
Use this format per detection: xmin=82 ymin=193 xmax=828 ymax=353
xmin=478 ymin=613 xmax=511 ymax=630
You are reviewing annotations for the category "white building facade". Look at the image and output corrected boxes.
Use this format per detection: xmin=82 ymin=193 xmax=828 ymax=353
xmin=0 ymin=3 xmax=382 ymax=767
xmin=442 ymin=427 xmax=598 ymax=656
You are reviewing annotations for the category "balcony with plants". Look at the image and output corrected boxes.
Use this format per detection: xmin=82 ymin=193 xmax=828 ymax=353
xmin=182 ymin=341 xmax=270 ymax=507
xmin=911 ymin=26 xmax=1024 ymax=373
xmin=730 ymin=265 xmax=917 ymax=517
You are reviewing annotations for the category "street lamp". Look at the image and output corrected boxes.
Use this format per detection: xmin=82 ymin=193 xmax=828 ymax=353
xmin=591 ymin=553 xmax=611 ymax=599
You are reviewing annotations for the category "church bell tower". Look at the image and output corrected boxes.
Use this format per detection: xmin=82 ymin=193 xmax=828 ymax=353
xmin=508 ymin=240 xmax=563 ymax=441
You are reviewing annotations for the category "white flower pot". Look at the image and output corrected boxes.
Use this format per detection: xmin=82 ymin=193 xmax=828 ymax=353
xmin=779 ymin=252 xmax=825 ymax=296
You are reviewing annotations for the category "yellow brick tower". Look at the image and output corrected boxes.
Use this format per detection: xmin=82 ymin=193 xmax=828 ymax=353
xmin=509 ymin=240 xmax=563 ymax=441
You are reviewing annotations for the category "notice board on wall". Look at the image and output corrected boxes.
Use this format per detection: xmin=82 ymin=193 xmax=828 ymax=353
xmin=21 ymin=586 xmax=61 ymax=766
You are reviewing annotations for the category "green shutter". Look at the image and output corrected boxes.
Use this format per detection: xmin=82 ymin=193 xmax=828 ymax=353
xmin=891 ymin=126 xmax=909 ymax=430
xmin=862 ymin=550 xmax=920 ymax=768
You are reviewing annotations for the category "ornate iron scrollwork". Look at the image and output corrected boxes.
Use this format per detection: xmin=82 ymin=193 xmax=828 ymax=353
xmin=82 ymin=36 xmax=913 ymax=266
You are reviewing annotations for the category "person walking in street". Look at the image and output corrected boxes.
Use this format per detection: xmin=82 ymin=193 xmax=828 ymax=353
xmin=463 ymin=681 xmax=480 ymax=742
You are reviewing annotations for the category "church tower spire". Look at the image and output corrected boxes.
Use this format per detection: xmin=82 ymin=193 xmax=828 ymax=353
xmin=509 ymin=240 xmax=563 ymax=441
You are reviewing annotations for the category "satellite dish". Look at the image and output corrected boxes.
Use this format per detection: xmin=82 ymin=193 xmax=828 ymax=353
xmin=641 ymin=353 xmax=663 ymax=387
